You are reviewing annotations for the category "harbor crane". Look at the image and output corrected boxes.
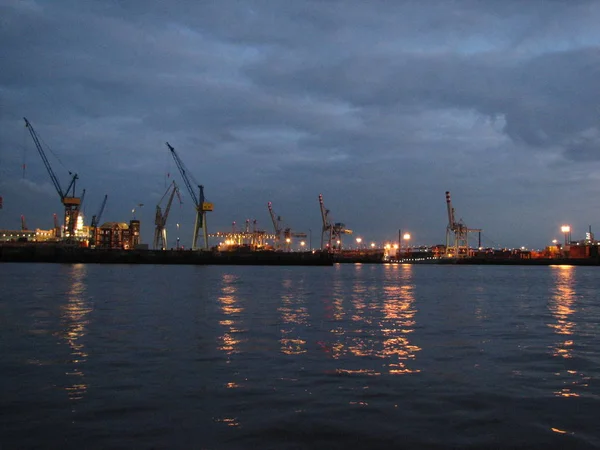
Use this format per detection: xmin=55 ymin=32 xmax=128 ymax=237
xmin=89 ymin=194 xmax=108 ymax=247
xmin=166 ymin=142 xmax=213 ymax=250
xmin=319 ymin=193 xmax=352 ymax=251
xmin=267 ymin=201 xmax=308 ymax=250
xmin=24 ymin=117 xmax=81 ymax=240
xmin=153 ymin=181 xmax=182 ymax=250
xmin=445 ymin=191 xmax=482 ymax=258
xmin=267 ymin=202 xmax=283 ymax=250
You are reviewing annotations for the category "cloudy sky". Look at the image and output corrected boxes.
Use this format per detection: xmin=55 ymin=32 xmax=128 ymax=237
xmin=2 ymin=0 xmax=600 ymax=249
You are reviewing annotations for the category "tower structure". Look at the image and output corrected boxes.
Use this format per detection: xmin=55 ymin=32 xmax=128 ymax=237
xmin=445 ymin=191 xmax=481 ymax=258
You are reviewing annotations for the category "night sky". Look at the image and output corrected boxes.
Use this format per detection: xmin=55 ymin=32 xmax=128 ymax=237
xmin=2 ymin=0 xmax=600 ymax=249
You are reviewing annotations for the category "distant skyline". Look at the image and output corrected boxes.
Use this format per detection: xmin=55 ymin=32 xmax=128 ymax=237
xmin=2 ymin=0 xmax=600 ymax=249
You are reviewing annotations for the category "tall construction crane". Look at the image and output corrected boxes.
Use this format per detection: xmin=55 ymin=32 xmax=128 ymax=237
xmin=166 ymin=142 xmax=213 ymax=250
xmin=319 ymin=193 xmax=352 ymax=251
xmin=445 ymin=191 xmax=481 ymax=258
xmin=153 ymin=181 xmax=182 ymax=250
xmin=24 ymin=118 xmax=81 ymax=240
xmin=89 ymin=194 xmax=108 ymax=247
xmin=268 ymin=201 xmax=283 ymax=250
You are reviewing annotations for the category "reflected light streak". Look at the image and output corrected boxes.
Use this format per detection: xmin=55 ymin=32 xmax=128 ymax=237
xmin=217 ymin=274 xmax=245 ymax=355
xmin=279 ymin=276 xmax=309 ymax=355
xmin=548 ymin=266 xmax=585 ymax=399
xmin=321 ymin=266 xmax=421 ymax=374
xmin=381 ymin=278 xmax=421 ymax=375
xmin=549 ymin=266 xmax=576 ymax=359
xmin=58 ymin=264 xmax=92 ymax=402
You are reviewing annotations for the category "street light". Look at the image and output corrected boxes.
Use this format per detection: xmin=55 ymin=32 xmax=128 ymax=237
xmin=286 ymin=237 xmax=291 ymax=252
xmin=561 ymin=225 xmax=571 ymax=246
xmin=300 ymin=240 xmax=306 ymax=251
xmin=402 ymin=232 xmax=411 ymax=257
xmin=356 ymin=237 xmax=362 ymax=249
xmin=370 ymin=242 xmax=375 ymax=248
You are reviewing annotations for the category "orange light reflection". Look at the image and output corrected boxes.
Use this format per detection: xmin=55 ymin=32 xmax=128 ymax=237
xmin=58 ymin=264 xmax=91 ymax=402
xmin=217 ymin=274 xmax=246 ymax=355
xmin=279 ymin=276 xmax=309 ymax=355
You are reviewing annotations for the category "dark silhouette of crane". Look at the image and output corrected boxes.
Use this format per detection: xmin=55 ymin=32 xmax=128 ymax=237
xmin=268 ymin=202 xmax=283 ymax=250
xmin=153 ymin=181 xmax=182 ymax=250
xmin=24 ymin=117 xmax=81 ymax=240
xmin=89 ymin=194 xmax=108 ymax=247
xmin=319 ymin=193 xmax=352 ymax=251
xmin=166 ymin=142 xmax=213 ymax=250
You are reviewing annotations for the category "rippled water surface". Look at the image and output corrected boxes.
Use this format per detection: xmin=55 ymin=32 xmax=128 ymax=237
xmin=1 ymin=263 xmax=599 ymax=449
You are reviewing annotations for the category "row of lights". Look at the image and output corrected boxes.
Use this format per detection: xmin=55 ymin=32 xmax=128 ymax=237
xmin=354 ymin=233 xmax=412 ymax=249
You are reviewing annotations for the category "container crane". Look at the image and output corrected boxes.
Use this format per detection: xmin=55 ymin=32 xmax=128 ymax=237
xmin=268 ymin=202 xmax=283 ymax=250
xmin=153 ymin=181 xmax=182 ymax=250
xmin=319 ymin=193 xmax=351 ymax=251
xmin=166 ymin=142 xmax=213 ymax=250
xmin=89 ymin=194 xmax=108 ymax=247
xmin=24 ymin=118 xmax=81 ymax=240
xmin=445 ymin=191 xmax=481 ymax=258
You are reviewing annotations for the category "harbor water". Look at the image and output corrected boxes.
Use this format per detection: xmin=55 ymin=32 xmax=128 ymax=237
xmin=1 ymin=263 xmax=599 ymax=449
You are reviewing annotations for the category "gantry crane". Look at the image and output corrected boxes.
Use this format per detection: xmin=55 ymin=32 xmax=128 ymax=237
xmin=319 ymin=193 xmax=352 ymax=251
xmin=89 ymin=194 xmax=108 ymax=247
xmin=445 ymin=191 xmax=481 ymax=258
xmin=166 ymin=142 xmax=213 ymax=250
xmin=24 ymin=118 xmax=81 ymax=240
xmin=153 ymin=181 xmax=182 ymax=250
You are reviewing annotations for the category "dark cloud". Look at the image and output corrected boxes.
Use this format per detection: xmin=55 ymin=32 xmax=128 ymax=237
xmin=2 ymin=0 xmax=600 ymax=248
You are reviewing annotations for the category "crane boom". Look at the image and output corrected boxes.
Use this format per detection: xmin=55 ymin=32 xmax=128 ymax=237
xmin=91 ymin=195 xmax=108 ymax=228
xmin=162 ymin=182 xmax=181 ymax=225
xmin=165 ymin=142 xmax=211 ymax=250
xmin=24 ymin=117 xmax=65 ymax=199
xmin=166 ymin=142 xmax=199 ymax=207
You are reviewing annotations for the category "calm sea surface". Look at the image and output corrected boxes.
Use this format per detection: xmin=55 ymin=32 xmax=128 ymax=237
xmin=1 ymin=262 xmax=599 ymax=449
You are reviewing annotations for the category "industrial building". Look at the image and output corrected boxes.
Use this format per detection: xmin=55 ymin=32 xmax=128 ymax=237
xmin=93 ymin=220 xmax=141 ymax=250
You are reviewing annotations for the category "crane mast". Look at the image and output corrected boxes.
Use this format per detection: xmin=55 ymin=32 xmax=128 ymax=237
xmin=153 ymin=181 xmax=181 ymax=250
xmin=23 ymin=117 xmax=81 ymax=240
xmin=166 ymin=142 xmax=212 ymax=250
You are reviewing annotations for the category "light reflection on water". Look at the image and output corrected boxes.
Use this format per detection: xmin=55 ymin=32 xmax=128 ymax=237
xmin=320 ymin=264 xmax=421 ymax=374
xmin=279 ymin=275 xmax=309 ymax=355
xmin=57 ymin=264 xmax=92 ymax=402
xmin=217 ymin=274 xmax=245 ymax=355
xmin=548 ymin=265 xmax=585 ymax=399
